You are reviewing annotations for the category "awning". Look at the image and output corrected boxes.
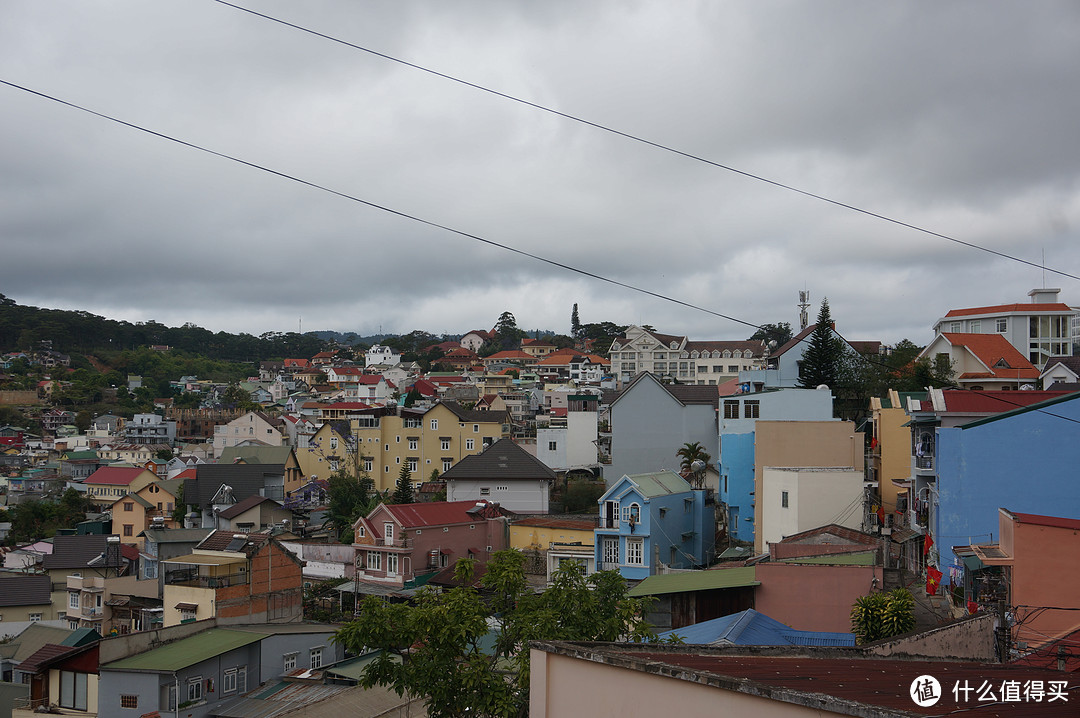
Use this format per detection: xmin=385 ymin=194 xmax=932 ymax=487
xmin=890 ymin=528 xmax=921 ymax=544
xmin=174 ymin=602 xmax=198 ymax=611
xmin=161 ymin=552 xmax=247 ymax=566
xmin=962 ymin=555 xmax=986 ymax=572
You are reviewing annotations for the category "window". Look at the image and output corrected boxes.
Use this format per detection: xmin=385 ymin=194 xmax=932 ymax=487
xmin=480 ymin=487 xmax=490 ymax=496
xmin=60 ymin=671 xmax=88 ymax=711
xmin=330 ymin=437 xmax=338 ymax=450
xmin=626 ymin=538 xmax=644 ymax=565
xmin=29 ymin=613 xmax=41 ymax=622
xmin=441 ymin=438 xmax=450 ymax=451
xmin=284 ymin=653 xmax=298 ymax=672
xmin=744 ymin=400 xmax=760 ymax=419
xmin=442 ymin=459 xmax=452 ymax=472
xmin=69 ymin=592 xmax=80 ymax=609
xmin=408 ymin=458 xmax=418 ymax=472
xmin=187 ymin=677 xmax=203 ymax=703
xmin=368 ymin=551 xmax=381 ymax=571
xmin=548 ymin=441 xmax=557 ymax=451
xmin=395 ymin=456 xmax=401 ymax=464
xmin=237 ymin=667 xmax=247 ymax=694
xmin=430 ymin=419 xmax=438 ymax=430
xmin=124 ymin=524 xmax=134 ymax=536
xmin=949 ymin=321 xmax=962 ymax=333
xmin=123 ymin=502 xmax=133 ymax=512
xmin=384 ymin=522 xmax=394 ymax=545
xmin=310 ymin=647 xmax=323 ymax=669
xmin=466 ymin=439 xmax=475 ymax=451
xmin=473 ymin=424 xmax=479 ymax=432
xmin=364 ymin=459 xmax=373 ymax=472
xmin=781 ymin=491 xmax=789 ymax=508
xmin=386 ymin=554 xmax=399 ymax=575
xmin=356 ymin=525 xmax=365 ymax=538
xmin=621 ymin=503 xmax=641 ymax=525
xmin=969 ymin=320 xmax=981 ymax=333
xmin=181 ymin=607 xmax=196 ymax=622
xmin=404 ymin=417 xmax=422 ymax=428
xmin=223 ymin=668 xmax=238 ymax=694
xmin=723 ymin=400 xmax=739 ymax=419
xmin=728 ymin=365 xmax=739 ymax=373
xmin=396 ymin=435 xmax=401 ymax=443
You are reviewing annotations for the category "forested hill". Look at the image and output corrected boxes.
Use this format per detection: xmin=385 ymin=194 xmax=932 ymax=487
xmin=0 ymin=294 xmax=328 ymax=363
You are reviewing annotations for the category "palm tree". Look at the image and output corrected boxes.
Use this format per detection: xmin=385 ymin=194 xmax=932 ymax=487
xmin=676 ymin=442 xmax=712 ymax=488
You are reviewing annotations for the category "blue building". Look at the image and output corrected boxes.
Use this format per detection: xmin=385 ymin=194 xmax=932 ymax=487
xmin=718 ymin=388 xmax=836 ymax=544
xmin=595 ymin=470 xmax=713 ymax=581
xmin=934 ymin=392 xmax=1080 ymax=577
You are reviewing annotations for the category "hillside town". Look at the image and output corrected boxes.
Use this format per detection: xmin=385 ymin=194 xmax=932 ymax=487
xmin=0 ymin=289 xmax=1077 ymax=716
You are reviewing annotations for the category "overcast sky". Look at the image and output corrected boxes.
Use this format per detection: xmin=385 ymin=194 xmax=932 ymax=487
xmin=2 ymin=1 xmax=1079 ymax=346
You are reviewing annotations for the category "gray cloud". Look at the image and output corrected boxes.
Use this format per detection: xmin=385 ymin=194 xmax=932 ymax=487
xmin=1 ymin=1 xmax=1078 ymax=349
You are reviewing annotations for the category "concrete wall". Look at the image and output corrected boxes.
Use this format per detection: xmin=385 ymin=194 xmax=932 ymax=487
xmin=754 ymin=563 xmax=878 ymax=633
xmin=530 ymin=647 xmax=832 ymax=718
xmin=448 ymin=478 xmax=549 ymax=514
xmin=256 ymin=630 xmax=342 ymax=683
xmin=0 ymin=391 xmax=40 ymax=405
xmin=1009 ymin=514 xmax=1080 ymax=648
xmin=718 ymin=432 xmax=755 ymax=542
xmin=760 ymin=467 xmax=863 ymax=548
xmin=864 ymin=613 xmax=995 ymax=661
xmin=100 ymin=617 xmax=218 ymax=663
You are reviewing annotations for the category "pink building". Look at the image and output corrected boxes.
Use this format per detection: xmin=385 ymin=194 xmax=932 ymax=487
xmin=352 ymin=500 xmax=511 ymax=588
xmin=960 ymin=508 xmax=1080 ymax=654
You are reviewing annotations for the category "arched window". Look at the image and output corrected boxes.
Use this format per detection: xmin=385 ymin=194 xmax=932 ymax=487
xmin=722 ymin=350 xmax=731 ymax=358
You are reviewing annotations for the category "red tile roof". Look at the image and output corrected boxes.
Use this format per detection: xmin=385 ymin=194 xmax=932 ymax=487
xmin=944 ymin=303 xmax=1072 ymax=318
xmin=920 ymin=390 xmax=1070 ymax=414
xmin=941 ymin=333 xmax=1040 ymax=380
xmin=486 ymin=350 xmax=532 ymax=361
xmin=85 ymin=466 xmax=153 ymax=486
xmin=381 ymin=500 xmax=510 ymax=528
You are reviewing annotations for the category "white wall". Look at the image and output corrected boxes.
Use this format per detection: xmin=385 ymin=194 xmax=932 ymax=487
xmin=760 ymin=467 xmax=863 ymax=546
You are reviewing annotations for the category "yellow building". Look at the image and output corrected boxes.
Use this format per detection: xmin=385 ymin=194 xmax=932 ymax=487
xmin=297 ymin=423 xmax=352 ymax=482
xmin=509 ymin=517 xmax=596 ymax=552
xmin=868 ymin=389 xmax=920 ymax=523
xmin=110 ymin=478 xmax=183 ymax=548
xmin=350 ymin=402 xmax=510 ymax=492
xmin=83 ymin=466 xmax=158 ymax=509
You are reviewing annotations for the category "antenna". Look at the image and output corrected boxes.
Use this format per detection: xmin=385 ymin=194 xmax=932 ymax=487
xmin=798 ymin=290 xmax=811 ymax=331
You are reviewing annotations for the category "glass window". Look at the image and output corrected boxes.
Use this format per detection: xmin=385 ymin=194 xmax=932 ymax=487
xmin=367 ymin=551 xmax=381 ymax=571
xmin=723 ymin=400 xmax=739 ymax=419
xmin=284 ymin=652 xmax=298 ymax=672
xmin=187 ymin=677 xmax=202 ymax=703
xmin=430 ymin=419 xmax=438 ymax=430
xmin=441 ymin=438 xmax=450 ymax=451
xmin=60 ymin=671 xmax=88 ymax=711
xmin=744 ymin=400 xmax=760 ymax=419
xmin=223 ymin=669 xmax=237 ymax=694
xmin=466 ymin=439 xmax=475 ymax=451
xmin=310 ymin=648 xmax=323 ymax=669
xmin=781 ymin=491 xmax=789 ymax=508
xmin=386 ymin=554 xmax=399 ymax=575
xmin=626 ymin=538 xmax=644 ymax=565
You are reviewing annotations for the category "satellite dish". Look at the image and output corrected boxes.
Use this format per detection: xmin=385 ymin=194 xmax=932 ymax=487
xmin=816 ymin=384 xmax=830 ymax=391
xmin=690 ymin=459 xmax=706 ymax=474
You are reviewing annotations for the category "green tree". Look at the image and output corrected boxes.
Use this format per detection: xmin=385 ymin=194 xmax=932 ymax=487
xmin=798 ymin=299 xmax=846 ymax=390
xmin=335 ymin=551 xmax=659 ymax=718
xmin=571 ymin=303 xmax=581 ymax=339
xmin=850 ymin=588 xmax=916 ymax=644
xmin=391 ymin=464 xmax=414 ymax=504
xmin=748 ymin=322 xmax=793 ymax=350
xmin=676 ymin=442 xmax=712 ymax=487
xmin=327 ymin=470 xmax=379 ymax=542
xmin=172 ymin=483 xmax=187 ymax=524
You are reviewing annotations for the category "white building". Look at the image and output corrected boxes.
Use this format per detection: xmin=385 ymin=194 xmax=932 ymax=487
xmin=608 ymin=326 xmax=765 ymax=388
xmin=759 ymin=466 xmax=864 ymax=548
xmin=931 ymin=288 xmax=1076 ymax=369
xmin=365 ymin=345 xmax=401 ymax=368
xmin=536 ymin=394 xmax=600 ymax=473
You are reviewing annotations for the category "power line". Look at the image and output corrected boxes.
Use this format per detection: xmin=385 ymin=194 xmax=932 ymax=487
xmin=0 ymin=77 xmax=762 ymax=333
xmin=212 ymin=0 xmax=1080 ymax=284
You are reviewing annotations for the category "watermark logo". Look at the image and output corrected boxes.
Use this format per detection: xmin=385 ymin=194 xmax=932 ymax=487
xmin=911 ymin=675 xmax=942 ymax=707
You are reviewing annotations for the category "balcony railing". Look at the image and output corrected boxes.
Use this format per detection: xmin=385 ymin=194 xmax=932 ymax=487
xmin=164 ymin=569 xmax=248 ymax=588
xmin=597 ymin=517 xmax=617 ymax=530
xmin=915 ymin=455 xmax=934 ymax=471
xmin=381 ymin=536 xmax=413 ymax=549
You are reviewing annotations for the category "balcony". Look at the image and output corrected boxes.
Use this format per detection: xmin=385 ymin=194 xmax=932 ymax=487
xmin=915 ymin=455 xmax=934 ymax=471
xmin=380 ymin=536 xmax=413 ymax=549
xmin=164 ymin=568 xmax=248 ymax=589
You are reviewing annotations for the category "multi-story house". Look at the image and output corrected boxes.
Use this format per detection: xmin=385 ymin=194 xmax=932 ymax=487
xmin=110 ymin=478 xmax=183 ymax=546
xmin=43 ymin=535 xmax=137 ymax=626
xmin=82 ymin=466 xmax=158 ymax=509
xmin=595 ymin=470 xmax=713 ymax=580
xmin=217 ymin=445 xmax=304 ymax=495
xmin=520 ymin=337 xmax=557 ymax=359
xmin=931 ymin=288 xmax=1076 ymax=369
xmin=365 ymin=344 xmax=401 ymax=367
xmin=212 ymin=411 xmax=287 ymax=454
xmin=899 ymin=388 xmax=1070 ymax=572
xmin=916 ymin=332 xmax=1040 ymax=390
xmin=352 ymin=500 xmax=511 ymax=589
xmin=159 ymin=530 xmax=304 ymax=627
xmin=718 ymin=388 xmax=838 ymax=545
xmin=928 ymin=391 xmax=1080 ymax=582
xmin=95 ymin=443 xmax=155 ymax=465
xmin=509 ymin=516 xmax=596 ymax=584
xmin=349 ymin=402 xmax=510 ymax=492
xmin=121 ymin=413 xmax=176 ymax=446
xmin=536 ymin=394 xmax=600 ymax=473
xmin=607 ymin=373 xmax=718 ymax=484
xmin=608 ymin=326 xmax=766 ymax=387
xmin=443 ymin=438 xmax=557 ymax=514
xmin=0 ymin=575 xmax=55 ymax=623
xmin=182 ymin=463 xmax=291 ymax=526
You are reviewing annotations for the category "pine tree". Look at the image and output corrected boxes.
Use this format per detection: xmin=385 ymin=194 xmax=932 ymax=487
xmin=798 ymin=298 xmax=846 ymax=390
xmin=571 ymin=303 xmax=581 ymax=339
xmin=392 ymin=464 xmax=414 ymax=504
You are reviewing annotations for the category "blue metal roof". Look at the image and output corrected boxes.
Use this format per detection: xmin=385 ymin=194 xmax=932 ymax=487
xmin=657 ymin=609 xmax=855 ymax=647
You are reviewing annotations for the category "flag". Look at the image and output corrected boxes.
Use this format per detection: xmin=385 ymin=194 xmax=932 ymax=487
xmin=870 ymin=436 xmax=879 ymax=450
xmin=926 ymin=566 xmax=943 ymax=595
xmin=923 ymin=532 xmax=934 ymax=556
xmin=877 ymin=505 xmax=886 ymax=526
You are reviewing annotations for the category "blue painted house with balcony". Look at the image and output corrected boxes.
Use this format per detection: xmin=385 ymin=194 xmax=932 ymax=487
xmin=595 ymin=470 xmax=713 ymax=581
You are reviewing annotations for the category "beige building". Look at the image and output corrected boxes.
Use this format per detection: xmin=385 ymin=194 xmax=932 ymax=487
xmin=759 ymin=467 xmax=864 ymax=548
xmin=753 ymin=420 xmax=864 ymax=554
xmin=868 ymin=390 xmax=918 ymax=524
xmin=110 ymin=478 xmax=183 ymax=548
xmin=350 ymin=402 xmax=510 ymax=492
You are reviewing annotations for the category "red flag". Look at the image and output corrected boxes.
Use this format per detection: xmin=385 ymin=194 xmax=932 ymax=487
xmin=926 ymin=566 xmax=943 ymax=595
xmin=870 ymin=436 xmax=879 ymax=450
xmin=923 ymin=532 xmax=934 ymax=556
xmin=877 ymin=505 xmax=886 ymax=526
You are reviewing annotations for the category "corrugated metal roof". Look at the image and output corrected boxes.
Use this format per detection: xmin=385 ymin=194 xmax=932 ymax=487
xmin=628 ymin=567 xmax=758 ymax=597
xmin=619 ymin=470 xmax=691 ymax=499
xmin=101 ymin=628 xmax=267 ymax=672
xmin=658 ymin=609 xmax=855 ymax=647
xmin=778 ymin=551 xmax=878 ymax=566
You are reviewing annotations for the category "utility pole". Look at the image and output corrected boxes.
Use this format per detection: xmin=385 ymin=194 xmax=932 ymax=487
xmin=996 ymin=599 xmax=1008 ymax=663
